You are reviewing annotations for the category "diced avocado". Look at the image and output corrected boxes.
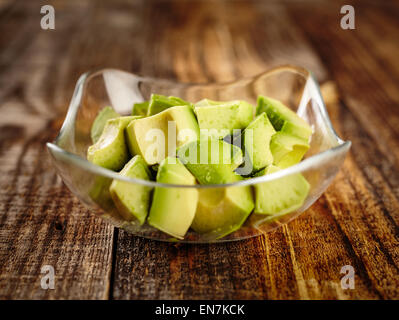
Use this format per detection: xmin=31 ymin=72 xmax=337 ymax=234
xmin=147 ymin=157 xmax=198 ymax=239
xmin=89 ymin=176 xmax=114 ymax=211
xmin=132 ymin=101 xmax=149 ymax=116
xmin=194 ymin=100 xmax=253 ymax=139
xmin=125 ymin=105 xmax=199 ymax=166
xmin=91 ymin=106 xmax=120 ymax=143
xmin=109 ymin=155 xmax=152 ymax=224
xmin=87 ymin=116 xmax=141 ymax=171
xmin=254 ymin=165 xmax=310 ymax=216
xmin=270 ymin=132 xmax=309 ymax=169
xmin=191 ymin=175 xmax=254 ymax=239
xmin=147 ymin=94 xmax=191 ymax=116
xmin=256 ymin=96 xmax=312 ymax=141
xmin=194 ymin=98 xmax=226 ymax=107
xmin=235 ymin=112 xmax=276 ymax=174
xmin=177 ymin=138 xmax=243 ymax=184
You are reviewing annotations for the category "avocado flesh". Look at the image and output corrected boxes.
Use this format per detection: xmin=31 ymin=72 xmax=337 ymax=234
xmin=194 ymin=98 xmax=226 ymax=107
xmin=109 ymin=155 xmax=152 ymax=224
xmin=132 ymin=101 xmax=149 ymax=116
xmin=254 ymin=165 xmax=310 ymax=216
xmin=177 ymin=138 xmax=253 ymax=238
xmin=237 ymin=112 xmax=276 ymax=174
xmin=194 ymin=100 xmax=253 ymax=139
xmin=87 ymin=116 xmax=141 ymax=171
xmin=191 ymin=175 xmax=254 ymax=238
xmin=91 ymin=106 xmax=120 ymax=143
xmin=147 ymin=94 xmax=191 ymax=116
xmin=89 ymin=176 xmax=114 ymax=211
xmin=256 ymin=96 xmax=312 ymax=141
xmin=177 ymin=138 xmax=243 ymax=184
xmin=270 ymin=132 xmax=309 ymax=169
xmin=147 ymin=157 xmax=198 ymax=239
xmin=125 ymin=105 xmax=199 ymax=166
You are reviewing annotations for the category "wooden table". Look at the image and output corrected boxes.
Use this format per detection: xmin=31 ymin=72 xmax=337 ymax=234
xmin=0 ymin=0 xmax=398 ymax=300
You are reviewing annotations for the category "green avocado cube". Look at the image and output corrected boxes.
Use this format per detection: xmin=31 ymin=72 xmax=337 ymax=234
xmin=254 ymin=165 xmax=310 ymax=216
xmin=147 ymin=157 xmax=198 ymax=239
xmin=90 ymin=106 xmax=120 ymax=143
xmin=88 ymin=176 xmax=114 ymax=211
xmin=194 ymin=98 xmax=226 ymax=107
xmin=87 ymin=116 xmax=141 ymax=171
xmin=109 ymin=155 xmax=152 ymax=225
xmin=177 ymin=137 xmax=253 ymax=238
xmin=177 ymin=138 xmax=243 ymax=184
xmin=132 ymin=101 xmax=149 ymax=116
xmin=147 ymin=94 xmax=191 ymax=116
xmin=194 ymin=100 xmax=254 ymax=139
xmin=191 ymin=174 xmax=254 ymax=239
xmin=125 ymin=105 xmax=199 ymax=165
xmin=270 ymin=132 xmax=309 ymax=169
xmin=235 ymin=112 xmax=276 ymax=175
xmin=256 ymin=96 xmax=312 ymax=141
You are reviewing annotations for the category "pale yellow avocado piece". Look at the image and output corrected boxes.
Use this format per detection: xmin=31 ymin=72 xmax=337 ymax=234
xmin=254 ymin=165 xmax=310 ymax=216
xmin=177 ymin=137 xmax=253 ymax=239
xmin=270 ymin=132 xmax=309 ymax=169
xmin=194 ymin=100 xmax=253 ymax=139
xmin=89 ymin=176 xmax=114 ymax=211
xmin=87 ymin=116 xmax=141 ymax=171
xmin=109 ymin=155 xmax=152 ymax=225
xmin=147 ymin=157 xmax=198 ymax=239
xmin=194 ymin=98 xmax=226 ymax=107
xmin=91 ymin=106 xmax=120 ymax=143
xmin=236 ymin=112 xmax=276 ymax=175
xmin=177 ymin=138 xmax=243 ymax=184
xmin=125 ymin=105 xmax=199 ymax=165
xmin=191 ymin=176 xmax=254 ymax=238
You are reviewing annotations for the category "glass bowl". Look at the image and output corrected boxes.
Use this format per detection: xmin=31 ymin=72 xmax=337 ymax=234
xmin=47 ymin=65 xmax=351 ymax=243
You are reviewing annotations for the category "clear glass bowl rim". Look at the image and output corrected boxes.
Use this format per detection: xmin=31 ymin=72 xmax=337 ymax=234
xmin=47 ymin=65 xmax=351 ymax=189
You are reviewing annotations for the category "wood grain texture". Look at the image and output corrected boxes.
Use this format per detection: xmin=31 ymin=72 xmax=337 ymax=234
xmin=0 ymin=0 xmax=398 ymax=299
